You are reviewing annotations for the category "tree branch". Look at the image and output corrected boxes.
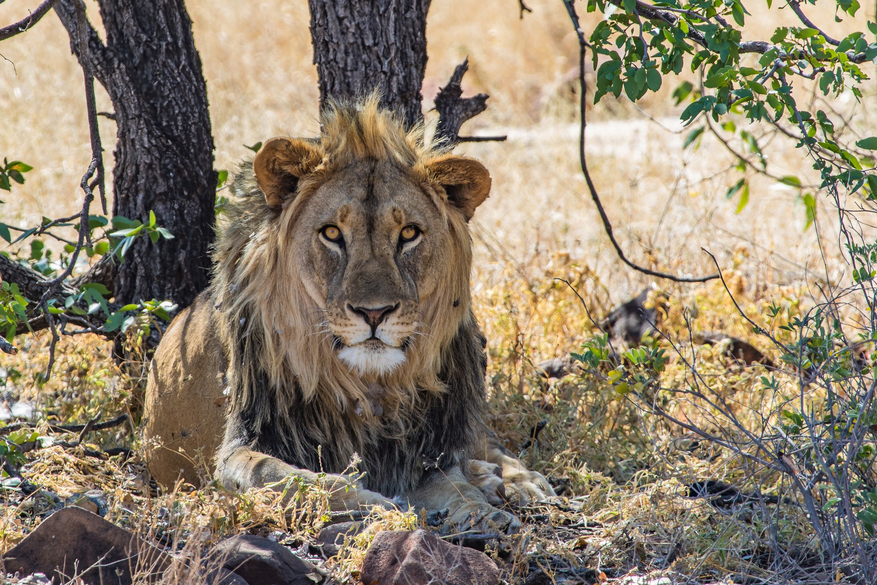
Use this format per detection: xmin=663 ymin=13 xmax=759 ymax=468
xmin=434 ymin=58 xmax=490 ymax=147
xmin=563 ymin=0 xmax=719 ymax=283
xmin=787 ymin=0 xmax=839 ymax=46
xmin=54 ymin=0 xmax=111 ymax=85
xmin=617 ymin=0 xmax=869 ymax=63
xmin=0 ymin=254 xmax=76 ymax=301
xmin=0 ymin=0 xmax=57 ymax=41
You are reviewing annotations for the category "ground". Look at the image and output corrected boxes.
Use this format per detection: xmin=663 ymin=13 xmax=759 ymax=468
xmin=0 ymin=0 xmax=875 ymax=583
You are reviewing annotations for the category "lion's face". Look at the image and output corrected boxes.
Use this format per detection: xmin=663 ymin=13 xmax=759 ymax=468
xmin=251 ymin=131 xmax=491 ymax=380
xmin=295 ymin=161 xmax=447 ymax=375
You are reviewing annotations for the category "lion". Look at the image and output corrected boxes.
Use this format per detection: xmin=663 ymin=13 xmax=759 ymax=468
xmin=142 ymin=96 xmax=554 ymax=532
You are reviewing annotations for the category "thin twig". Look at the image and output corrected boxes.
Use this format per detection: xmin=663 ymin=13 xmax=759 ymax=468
xmin=0 ymin=0 xmax=58 ymax=41
xmin=457 ymin=135 xmax=507 ymax=143
xmin=0 ymin=413 xmax=129 ymax=436
xmin=74 ymin=0 xmax=106 ymax=213
xmin=517 ymin=0 xmax=532 ymax=19
xmin=562 ymin=0 xmax=718 ymax=283
xmin=787 ymin=0 xmax=839 ymax=46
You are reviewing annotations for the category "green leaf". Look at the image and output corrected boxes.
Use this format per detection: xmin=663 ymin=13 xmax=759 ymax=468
xmin=88 ymin=215 xmax=109 ymax=230
xmin=779 ymin=175 xmax=802 ymax=188
xmin=94 ymin=241 xmax=109 ymax=255
xmin=244 ymin=142 xmax=263 ymax=153
xmin=736 ymin=182 xmax=750 ymax=214
xmin=7 ymin=162 xmax=32 ymax=173
xmin=111 ymin=216 xmax=142 ymax=230
xmin=725 ymin=178 xmax=745 ymax=200
xmin=856 ymin=137 xmax=877 ymax=150
xmin=672 ymin=81 xmax=694 ymax=105
xmin=646 ymin=67 xmax=661 ymax=91
xmin=797 ymin=28 xmax=820 ymax=39
xmin=802 ymin=193 xmax=817 ymax=230
xmin=731 ymin=2 xmax=745 ymax=26
xmin=104 ymin=311 xmax=127 ymax=333
xmin=149 ymin=210 xmax=157 ymax=228
xmin=867 ymin=174 xmax=877 ymax=198
xmin=770 ymin=28 xmax=787 ymax=43
xmin=109 ymin=225 xmax=144 ymax=238
xmin=0 ymin=224 xmax=10 ymax=244
xmin=216 ymin=169 xmax=229 ymax=189
xmin=155 ymin=227 xmax=174 ymax=240
xmin=683 ymin=126 xmax=705 ymax=149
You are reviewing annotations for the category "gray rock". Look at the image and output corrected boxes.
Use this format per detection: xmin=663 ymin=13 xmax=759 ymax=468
xmin=2 ymin=506 xmax=170 ymax=584
xmin=314 ymin=521 xmax=361 ymax=557
xmin=360 ymin=529 xmax=500 ymax=585
xmin=212 ymin=534 xmax=320 ymax=585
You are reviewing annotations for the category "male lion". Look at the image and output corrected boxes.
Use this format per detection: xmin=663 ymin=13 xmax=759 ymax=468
xmin=142 ymin=97 xmax=554 ymax=532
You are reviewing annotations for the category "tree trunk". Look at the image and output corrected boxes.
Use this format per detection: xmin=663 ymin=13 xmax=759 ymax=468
xmin=308 ymin=0 xmax=431 ymax=129
xmin=55 ymin=0 xmax=215 ymax=310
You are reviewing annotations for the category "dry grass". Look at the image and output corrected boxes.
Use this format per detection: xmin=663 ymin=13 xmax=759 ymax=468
xmin=1 ymin=0 xmax=876 ymax=583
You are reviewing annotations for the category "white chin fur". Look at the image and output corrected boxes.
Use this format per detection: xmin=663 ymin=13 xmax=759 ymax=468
xmin=338 ymin=345 xmax=406 ymax=376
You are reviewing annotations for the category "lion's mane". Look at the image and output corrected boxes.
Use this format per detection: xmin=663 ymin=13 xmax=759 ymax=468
xmin=212 ymin=98 xmax=487 ymax=496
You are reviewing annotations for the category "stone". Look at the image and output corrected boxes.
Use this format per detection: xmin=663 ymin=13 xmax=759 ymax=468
xmin=314 ymin=521 xmax=361 ymax=557
xmin=2 ymin=506 xmax=170 ymax=584
xmin=200 ymin=566 xmax=250 ymax=585
xmin=212 ymin=534 xmax=320 ymax=585
xmin=360 ymin=529 xmax=500 ymax=585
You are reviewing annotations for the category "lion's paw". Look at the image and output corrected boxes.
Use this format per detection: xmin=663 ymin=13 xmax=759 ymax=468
xmin=446 ymin=499 xmax=521 ymax=534
xmin=468 ymin=459 xmax=506 ymax=506
xmin=501 ymin=466 xmax=556 ymax=507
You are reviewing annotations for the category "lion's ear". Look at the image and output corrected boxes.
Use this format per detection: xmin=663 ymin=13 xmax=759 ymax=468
xmin=427 ymin=156 xmax=491 ymax=221
xmin=252 ymin=138 xmax=323 ymax=210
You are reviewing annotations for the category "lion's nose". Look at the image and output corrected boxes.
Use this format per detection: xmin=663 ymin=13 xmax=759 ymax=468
xmin=349 ymin=304 xmax=398 ymax=332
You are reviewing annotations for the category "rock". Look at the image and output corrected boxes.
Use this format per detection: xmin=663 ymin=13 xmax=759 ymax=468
xmin=314 ymin=521 xmax=361 ymax=557
xmin=212 ymin=534 xmax=320 ymax=585
xmin=360 ymin=529 xmax=500 ymax=585
xmin=200 ymin=567 xmax=250 ymax=585
xmin=2 ymin=506 xmax=170 ymax=584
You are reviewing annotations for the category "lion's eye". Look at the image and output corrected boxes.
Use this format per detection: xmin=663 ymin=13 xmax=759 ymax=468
xmin=400 ymin=225 xmax=420 ymax=243
xmin=321 ymin=225 xmax=343 ymax=243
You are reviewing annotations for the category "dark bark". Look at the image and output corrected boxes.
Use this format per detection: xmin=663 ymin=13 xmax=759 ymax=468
xmin=308 ymin=0 xmax=431 ymax=130
xmin=434 ymin=58 xmax=489 ymax=146
xmin=55 ymin=0 xmax=216 ymax=309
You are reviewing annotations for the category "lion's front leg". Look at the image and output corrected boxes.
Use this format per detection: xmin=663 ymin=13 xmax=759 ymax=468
xmin=408 ymin=464 xmax=521 ymax=534
xmin=217 ymin=446 xmax=392 ymax=512
xmin=476 ymin=430 xmax=556 ymax=507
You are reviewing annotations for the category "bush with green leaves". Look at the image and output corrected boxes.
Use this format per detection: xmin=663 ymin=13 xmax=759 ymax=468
xmin=562 ymin=0 xmax=877 ymax=576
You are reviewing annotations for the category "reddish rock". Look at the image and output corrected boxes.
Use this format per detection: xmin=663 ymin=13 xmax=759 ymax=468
xmin=2 ymin=506 xmax=170 ymax=584
xmin=360 ymin=529 xmax=499 ymax=585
